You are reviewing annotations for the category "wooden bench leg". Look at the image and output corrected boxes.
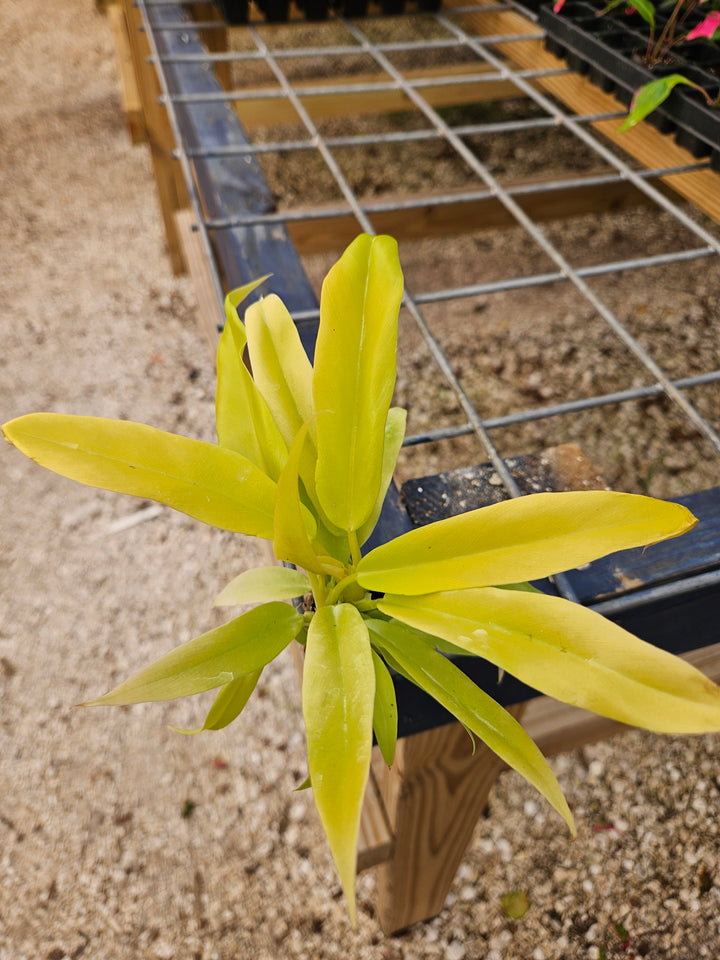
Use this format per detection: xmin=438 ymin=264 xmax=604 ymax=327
xmin=373 ymin=708 xmax=525 ymax=934
xmin=121 ymin=0 xmax=189 ymax=275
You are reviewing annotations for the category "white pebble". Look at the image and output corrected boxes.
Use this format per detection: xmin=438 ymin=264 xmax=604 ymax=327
xmin=446 ymin=941 xmax=466 ymax=960
xmin=496 ymin=838 xmax=513 ymax=863
xmin=289 ymin=800 xmax=306 ymax=822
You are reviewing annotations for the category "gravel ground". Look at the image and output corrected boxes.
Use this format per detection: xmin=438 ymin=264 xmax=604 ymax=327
xmin=2 ymin=2 xmax=720 ymax=959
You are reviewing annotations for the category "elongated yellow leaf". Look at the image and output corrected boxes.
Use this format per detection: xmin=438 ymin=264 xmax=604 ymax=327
xmin=302 ymin=604 xmax=375 ymax=926
xmin=371 ymin=648 xmax=398 ymax=766
xmin=3 ymin=413 xmax=278 ymax=539
xmin=314 ymin=234 xmax=404 ymax=532
xmin=273 ymin=421 xmax=344 ymax=578
xmin=216 ymin=281 xmax=287 ymax=480
xmin=357 ymin=491 xmax=697 ymax=595
xmin=380 ymin=588 xmax=720 ymax=733
xmin=172 ymin=669 xmax=263 ymax=734
xmin=357 ymin=407 xmax=407 ymax=547
xmin=214 ymin=565 xmax=311 ymax=606
xmin=84 ymin=602 xmax=302 ymax=706
xmin=225 ymin=277 xmax=271 ymax=323
xmin=245 ymin=294 xmax=314 ymax=447
xmin=367 ymin=617 xmax=575 ymax=833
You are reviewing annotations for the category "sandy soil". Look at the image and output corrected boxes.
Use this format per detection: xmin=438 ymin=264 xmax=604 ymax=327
xmin=2 ymin=2 xmax=720 ymax=958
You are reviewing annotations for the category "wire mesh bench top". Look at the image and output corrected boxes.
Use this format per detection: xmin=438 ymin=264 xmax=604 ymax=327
xmin=120 ymin=0 xmax=720 ymax=645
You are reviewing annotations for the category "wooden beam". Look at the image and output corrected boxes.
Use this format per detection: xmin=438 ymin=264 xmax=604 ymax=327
xmin=175 ymin=209 xmax=223 ymax=357
xmin=232 ymin=61 xmax=521 ymax=129
xmin=121 ymin=0 xmax=189 ymax=273
xmin=108 ymin=1 xmax=146 ymax=144
xmin=285 ymin=172 xmax=660 ymax=254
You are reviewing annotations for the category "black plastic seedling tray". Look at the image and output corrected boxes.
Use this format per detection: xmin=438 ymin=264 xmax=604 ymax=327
xmin=217 ymin=0 xmax=441 ymax=23
xmin=540 ymin=2 xmax=720 ymax=169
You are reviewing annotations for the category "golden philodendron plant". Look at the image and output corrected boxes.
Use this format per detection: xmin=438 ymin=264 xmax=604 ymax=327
xmin=4 ymin=234 xmax=719 ymax=924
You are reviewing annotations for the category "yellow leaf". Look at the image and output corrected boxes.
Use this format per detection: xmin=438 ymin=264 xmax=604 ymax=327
xmin=172 ymin=669 xmax=263 ymax=734
xmin=357 ymin=491 xmax=697 ymax=595
xmin=245 ymin=294 xmax=314 ymax=448
xmin=3 ymin=413 xmax=278 ymax=539
xmin=368 ymin=616 xmax=575 ymax=834
xmin=357 ymin=407 xmax=407 ymax=547
xmin=380 ymin=588 xmax=720 ymax=733
xmin=84 ymin=602 xmax=302 ymax=706
xmin=314 ymin=234 xmax=404 ymax=532
xmin=303 ymin=604 xmax=375 ymax=926
xmin=214 ymin=566 xmax=311 ymax=606
xmin=216 ymin=281 xmax=287 ymax=480
xmin=371 ymin=648 xmax=398 ymax=767
xmin=273 ymin=421 xmax=344 ymax=578
xmin=502 ymin=890 xmax=530 ymax=920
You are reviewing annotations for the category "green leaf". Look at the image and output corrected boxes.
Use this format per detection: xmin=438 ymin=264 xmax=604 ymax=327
xmin=84 ymin=602 xmax=302 ymax=706
xmin=598 ymin=0 xmax=626 ymax=13
xmin=214 ymin=565 xmax=311 ymax=606
xmin=314 ymin=234 xmax=404 ymax=532
xmin=273 ymin=421 xmax=345 ymax=577
xmin=172 ymin=669 xmax=263 ymax=733
xmin=357 ymin=407 xmax=407 ymax=547
xmin=501 ymin=889 xmax=530 ymax=920
xmin=367 ymin=617 xmax=575 ymax=834
xmin=371 ymin=648 xmax=398 ymax=766
xmin=216 ymin=281 xmax=288 ymax=480
xmin=3 ymin=413 xmax=279 ymax=540
xmin=630 ymin=0 xmax=654 ymax=28
xmin=619 ymin=74 xmax=702 ymax=132
xmin=357 ymin=491 xmax=696 ymax=595
xmin=379 ymin=587 xmax=720 ymax=734
xmin=245 ymin=294 xmax=315 ymax=448
xmin=302 ymin=604 xmax=375 ymax=926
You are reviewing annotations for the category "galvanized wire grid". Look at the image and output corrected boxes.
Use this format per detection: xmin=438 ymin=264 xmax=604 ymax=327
xmin=138 ymin=0 xmax=720 ymax=605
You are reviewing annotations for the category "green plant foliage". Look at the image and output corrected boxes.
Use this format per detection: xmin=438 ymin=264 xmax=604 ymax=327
xmin=501 ymin=889 xmax=530 ymax=920
xmin=556 ymin=0 xmax=719 ymax=130
xmin=4 ymin=233 xmax=720 ymax=924
xmin=619 ymin=74 xmax=711 ymax=131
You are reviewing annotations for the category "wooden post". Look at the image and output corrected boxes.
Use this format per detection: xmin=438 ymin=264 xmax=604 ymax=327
xmin=373 ymin=708 xmax=525 ymax=934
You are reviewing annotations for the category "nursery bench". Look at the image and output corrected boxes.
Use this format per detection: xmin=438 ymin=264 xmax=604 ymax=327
xmin=111 ymin=0 xmax=720 ymax=933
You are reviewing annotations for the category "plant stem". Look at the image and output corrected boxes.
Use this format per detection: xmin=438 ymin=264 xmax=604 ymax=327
xmin=355 ymin=597 xmax=378 ymax=613
xmin=309 ymin=571 xmax=328 ymax=607
xmin=348 ymin=528 xmax=362 ymax=568
xmin=327 ymin=572 xmax=360 ymax=606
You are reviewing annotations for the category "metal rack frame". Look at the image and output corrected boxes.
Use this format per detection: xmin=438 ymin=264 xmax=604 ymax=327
xmin=130 ymin=0 xmax=720 ymax=616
